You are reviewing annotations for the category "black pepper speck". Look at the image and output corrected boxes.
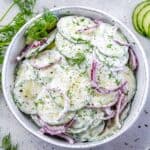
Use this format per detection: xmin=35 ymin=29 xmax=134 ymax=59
xmin=124 ymin=142 xmax=128 ymax=146
xmin=144 ymin=110 xmax=149 ymax=114
xmin=134 ymin=137 xmax=140 ymax=142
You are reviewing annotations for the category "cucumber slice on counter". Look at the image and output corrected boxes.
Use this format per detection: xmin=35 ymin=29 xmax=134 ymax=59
xmin=132 ymin=0 xmax=150 ymax=38
xmin=143 ymin=10 xmax=150 ymax=37
xmin=132 ymin=0 xmax=150 ymax=35
xmin=137 ymin=3 xmax=150 ymax=33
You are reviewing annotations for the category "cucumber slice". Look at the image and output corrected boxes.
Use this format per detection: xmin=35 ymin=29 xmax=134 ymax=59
xmin=121 ymin=67 xmax=136 ymax=102
xmin=120 ymin=103 xmax=131 ymax=123
xmin=15 ymin=60 xmax=38 ymax=85
xmin=94 ymin=65 xmax=123 ymax=90
xmin=36 ymin=87 xmax=74 ymax=125
xmin=89 ymin=88 xmax=117 ymax=107
xmin=91 ymin=23 xmax=128 ymax=58
xmin=77 ymin=121 xmax=105 ymax=142
xmin=68 ymin=108 xmax=104 ymax=134
xmin=94 ymin=66 xmax=136 ymax=102
xmin=37 ymin=64 xmax=60 ymax=85
xmin=49 ymin=66 xmax=79 ymax=92
xmin=30 ymin=48 xmax=63 ymax=85
xmin=148 ymin=24 xmax=150 ymax=35
xmin=132 ymin=0 xmax=150 ymax=35
xmin=95 ymin=48 xmax=129 ymax=68
xmin=24 ymin=29 xmax=57 ymax=58
xmin=96 ymin=122 xmax=119 ymax=141
xmin=55 ymin=32 xmax=90 ymax=58
xmin=13 ymin=79 xmax=43 ymax=114
xmin=31 ymin=115 xmax=44 ymax=127
xmin=67 ymin=73 xmax=90 ymax=111
xmin=57 ymin=16 xmax=96 ymax=44
xmin=30 ymin=48 xmax=62 ymax=69
xmin=143 ymin=10 xmax=150 ymax=37
xmin=137 ymin=3 xmax=150 ymax=34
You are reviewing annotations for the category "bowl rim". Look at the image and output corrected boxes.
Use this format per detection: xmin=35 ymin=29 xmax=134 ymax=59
xmin=2 ymin=6 xmax=149 ymax=149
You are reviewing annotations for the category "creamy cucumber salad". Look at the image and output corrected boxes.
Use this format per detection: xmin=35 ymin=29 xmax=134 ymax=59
xmin=13 ymin=12 xmax=138 ymax=144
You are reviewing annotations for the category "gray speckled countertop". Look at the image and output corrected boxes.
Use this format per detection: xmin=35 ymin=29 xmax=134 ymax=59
xmin=0 ymin=0 xmax=150 ymax=150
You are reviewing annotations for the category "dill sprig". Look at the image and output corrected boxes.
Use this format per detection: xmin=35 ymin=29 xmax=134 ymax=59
xmin=1 ymin=134 xmax=18 ymax=150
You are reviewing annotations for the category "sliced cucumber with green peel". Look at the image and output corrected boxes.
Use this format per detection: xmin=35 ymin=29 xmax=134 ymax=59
xmin=132 ymin=1 xmax=150 ymax=34
xmin=148 ymin=24 xmax=150 ymax=35
xmin=137 ymin=3 xmax=150 ymax=33
xmin=143 ymin=10 xmax=150 ymax=37
xmin=132 ymin=0 xmax=150 ymax=36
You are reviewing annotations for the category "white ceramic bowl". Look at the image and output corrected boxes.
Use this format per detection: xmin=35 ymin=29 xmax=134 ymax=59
xmin=2 ymin=6 xmax=149 ymax=149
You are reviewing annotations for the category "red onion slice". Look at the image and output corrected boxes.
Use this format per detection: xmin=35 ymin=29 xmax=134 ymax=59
xmin=40 ymin=125 xmax=66 ymax=135
xmin=16 ymin=38 xmax=48 ymax=61
xmin=77 ymin=19 xmax=101 ymax=33
xmin=100 ymin=112 xmax=115 ymax=120
xmin=113 ymin=41 xmax=138 ymax=71
xmin=114 ymin=40 xmax=130 ymax=47
xmin=115 ymin=91 xmax=125 ymax=128
xmin=16 ymin=29 xmax=56 ymax=61
xmin=57 ymin=133 xmax=75 ymax=144
xmin=120 ymin=98 xmax=128 ymax=113
xmin=101 ymin=107 xmax=116 ymax=120
xmin=90 ymin=59 xmax=97 ymax=81
xmin=65 ymin=118 xmax=76 ymax=128
xmin=41 ymin=127 xmax=75 ymax=144
xmin=30 ymin=57 xmax=62 ymax=70
xmin=129 ymin=48 xmax=138 ymax=71
xmin=93 ymin=19 xmax=102 ymax=25
xmin=104 ymin=107 xmax=114 ymax=115
xmin=40 ymin=118 xmax=75 ymax=144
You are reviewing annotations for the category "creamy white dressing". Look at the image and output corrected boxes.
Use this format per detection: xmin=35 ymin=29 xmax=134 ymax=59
xmin=13 ymin=15 xmax=137 ymax=143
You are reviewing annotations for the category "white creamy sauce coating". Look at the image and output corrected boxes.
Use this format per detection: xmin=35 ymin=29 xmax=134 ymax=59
xmin=13 ymin=15 xmax=137 ymax=143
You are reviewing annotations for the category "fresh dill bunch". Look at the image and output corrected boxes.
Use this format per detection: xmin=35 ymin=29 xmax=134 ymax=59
xmin=25 ymin=9 xmax=58 ymax=44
